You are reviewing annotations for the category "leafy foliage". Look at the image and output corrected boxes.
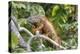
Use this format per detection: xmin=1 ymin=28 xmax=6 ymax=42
xmin=9 ymin=1 xmax=78 ymax=52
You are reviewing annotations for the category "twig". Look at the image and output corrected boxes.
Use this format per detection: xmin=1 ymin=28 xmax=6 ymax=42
xmin=38 ymin=35 xmax=67 ymax=49
xmin=19 ymin=27 xmax=34 ymax=37
xmin=27 ymin=32 xmax=67 ymax=50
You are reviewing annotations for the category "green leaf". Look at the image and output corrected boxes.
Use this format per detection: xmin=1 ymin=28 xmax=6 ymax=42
xmin=30 ymin=4 xmax=45 ymax=16
xmin=11 ymin=32 xmax=19 ymax=49
xmin=17 ymin=18 xmax=27 ymax=27
xmin=52 ymin=5 xmax=60 ymax=17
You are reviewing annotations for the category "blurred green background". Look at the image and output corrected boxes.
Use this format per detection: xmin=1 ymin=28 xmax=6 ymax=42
xmin=9 ymin=1 xmax=78 ymax=52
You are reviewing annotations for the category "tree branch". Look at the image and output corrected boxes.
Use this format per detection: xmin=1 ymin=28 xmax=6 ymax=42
xmin=19 ymin=27 xmax=34 ymax=37
xmin=10 ymin=16 xmax=31 ymax=51
xmin=27 ymin=31 xmax=67 ymax=51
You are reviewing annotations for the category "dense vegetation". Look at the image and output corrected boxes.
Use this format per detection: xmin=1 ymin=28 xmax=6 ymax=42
xmin=9 ymin=1 xmax=78 ymax=53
